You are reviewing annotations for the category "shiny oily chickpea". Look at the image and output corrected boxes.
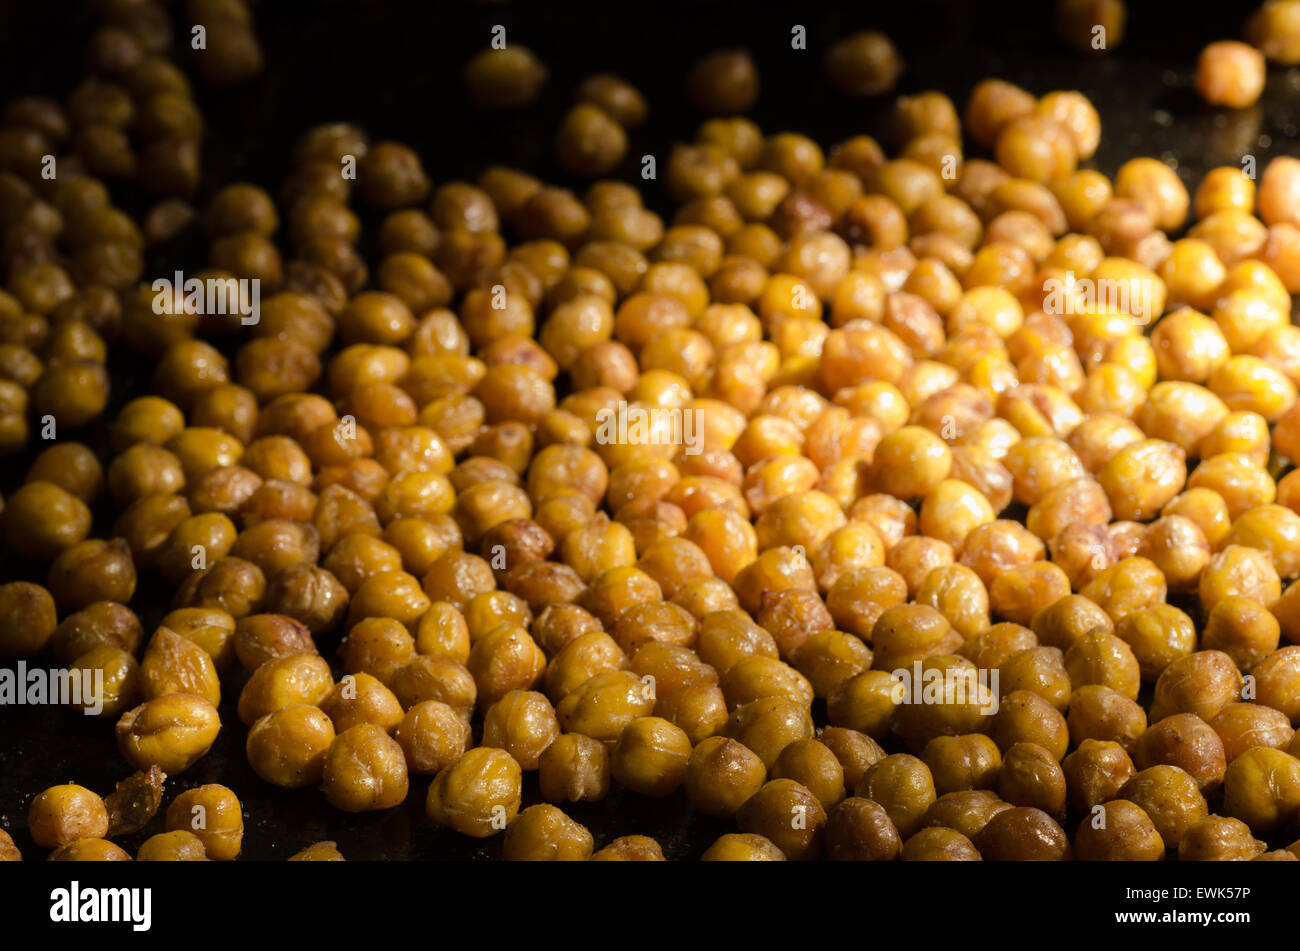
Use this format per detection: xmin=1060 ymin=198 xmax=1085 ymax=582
xmin=48 ymin=601 xmax=138 ymax=665
xmin=900 ymin=827 xmax=982 ymax=861
xmin=736 ymin=778 xmax=827 ymax=861
xmin=1073 ymin=799 xmax=1166 ymax=861
xmin=501 ymin=804 xmax=593 ymax=861
xmin=159 ymin=785 xmax=241 ymax=861
xmin=700 ymin=832 xmax=786 ymax=861
xmin=28 ymin=784 xmax=109 ymax=849
xmin=1223 ymin=747 xmax=1300 ymax=833
xmin=1201 ymin=595 xmax=1280 ymax=673
xmin=427 ymin=746 xmax=523 ymax=837
xmin=1211 ymin=702 xmax=1295 ymax=762
xmin=575 ymin=835 xmax=660 ymax=861
xmin=386 ymin=701 xmax=469 ymax=777
xmin=2 ymin=480 xmax=93 ymax=560
xmin=117 ymin=692 xmax=221 ymax=774
xmin=855 ymin=753 xmax=936 ymax=841
xmin=140 ymin=627 xmax=221 ymax=706
xmin=1196 ymin=41 xmax=1266 ymax=109
xmin=608 ymin=716 xmax=691 ymax=797
xmin=976 ymin=805 xmax=1072 ymax=860
xmin=136 ymin=830 xmax=208 ymax=862
xmin=320 ymin=671 xmax=403 ymax=734
xmin=247 ymin=703 xmax=336 ymax=789
xmin=1199 ymin=545 xmax=1281 ymax=614
xmin=1150 ymin=650 xmax=1243 ymax=726
xmin=1111 ymin=604 xmax=1195 ymax=684
xmin=821 ymin=797 xmax=901 ymax=861
xmin=1178 ymin=815 xmax=1267 ymax=861
xmin=45 ymin=838 xmax=133 ymax=862
xmin=26 ymin=442 xmax=103 ymax=503
xmin=321 ymin=723 xmax=409 ymax=812
xmin=68 ymin=647 xmax=140 ymax=718
xmin=991 ymin=689 xmax=1070 ymax=760
xmin=237 ymin=652 xmax=334 ymax=726
xmin=679 ymin=735 xmax=765 ymax=818
xmin=921 ymin=733 xmax=1002 ymax=796
xmin=1067 ymin=684 xmax=1148 ymax=752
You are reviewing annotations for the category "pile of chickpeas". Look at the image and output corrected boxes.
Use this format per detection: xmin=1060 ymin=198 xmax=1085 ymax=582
xmin=8 ymin=0 xmax=1300 ymax=863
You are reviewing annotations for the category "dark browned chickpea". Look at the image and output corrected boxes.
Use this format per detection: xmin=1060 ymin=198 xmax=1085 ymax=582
xmin=1074 ymin=799 xmax=1166 ymax=861
xmin=823 ymin=797 xmax=901 ymax=861
xmin=824 ymin=31 xmax=902 ymax=98
xmin=996 ymin=742 xmax=1067 ymax=820
xmin=976 ymin=806 xmax=1071 ymax=860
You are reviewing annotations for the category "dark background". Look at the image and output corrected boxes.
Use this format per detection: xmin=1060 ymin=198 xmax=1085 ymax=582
xmin=1 ymin=0 xmax=1297 ymax=861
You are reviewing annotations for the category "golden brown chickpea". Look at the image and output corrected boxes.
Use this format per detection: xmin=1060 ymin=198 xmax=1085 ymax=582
xmin=237 ymin=652 xmax=333 ymax=726
xmin=502 ymin=804 xmax=593 ymax=861
xmin=1119 ymin=764 xmax=1209 ymax=849
xmin=2 ymin=480 xmax=93 ymax=560
xmin=427 ymin=746 xmax=522 ymax=836
xmin=159 ymin=785 xmax=242 ymax=860
xmin=0 ymin=580 xmax=58 ymax=659
xmin=921 ymin=733 xmax=1002 ymax=795
xmin=1134 ymin=714 xmax=1226 ymax=795
xmin=117 ymin=692 xmax=221 ymax=774
xmin=900 ymin=827 xmax=983 ymax=861
xmin=1195 ymin=41 xmax=1266 ymax=109
xmin=827 ymin=669 xmax=904 ymax=739
xmin=136 ymin=830 xmax=208 ymax=862
xmin=139 ymin=626 xmax=221 ymax=707
xmin=1178 ymin=815 xmax=1267 ymax=861
xmin=855 ymin=753 xmax=936 ymax=840
xmin=1074 ymin=799 xmax=1166 ymax=861
xmin=589 ymin=835 xmax=665 ymax=861
xmin=45 ymin=838 xmax=132 ymax=862
xmin=991 ymin=689 xmax=1070 ymax=759
xmin=700 ymin=832 xmax=786 ymax=861
xmin=28 ymin=784 xmax=109 ymax=849
xmin=735 ymin=778 xmax=826 ymax=861
xmin=1062 ymin=739 xmax=1135 ymax=814
xmin=965 ymin=79 xmax=1036 ymax=149
xmin=320 ymin=671 xmax=403 ymax=734
xmin=1210 ymin=702 xmax=1295 ymax=762
xmin=1067 ymin=684 xmax=1147 ymax=751
xmin=320 ymin=723 xmax=408 ymax=812
xmin=246 ymin=703 xmax=335 ymax=789
xmin=976 ymin=805 xmax=1072 ymax=860
xmin=1223 ymin=747 xmax=1300 ymax=833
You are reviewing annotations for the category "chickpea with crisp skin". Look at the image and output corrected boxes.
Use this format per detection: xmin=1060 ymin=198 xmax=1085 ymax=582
xmin=165 ymin=784 xmax=244 ymax=861
xmin=427 ymin=747 xmax=523 ymax=837
xmin=502 ymin=804 xmax=593 ymax=861
xmin=247 ymin=704 xmax=336 ymax=789
xmin=28 ymin=784 xmax=109 ymax=849
xmin=321 ymin=723 xmax=409 ymax=812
